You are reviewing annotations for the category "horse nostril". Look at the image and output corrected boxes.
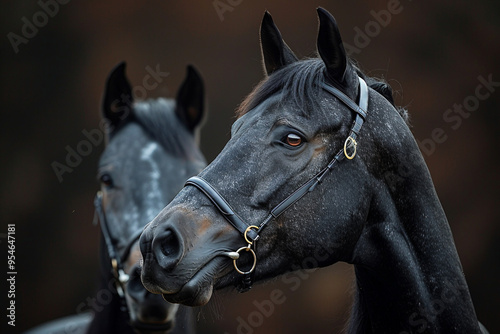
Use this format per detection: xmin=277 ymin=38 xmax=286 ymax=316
xmin=152 ymin=227 xmax=183 ymax=270
xmin=127 ymin=268 xmax=145 ymax=297
xmin=160 ymin=230 xmax=178 ymax=257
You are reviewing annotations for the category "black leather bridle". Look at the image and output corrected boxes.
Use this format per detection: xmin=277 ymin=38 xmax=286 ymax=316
xmin=93 ymin=191 xmax=142 ymax=316
xmin=184 ymin=77 xmax=369 ymax=292
xmin=95 ymin=193 xmax=182 ymax=332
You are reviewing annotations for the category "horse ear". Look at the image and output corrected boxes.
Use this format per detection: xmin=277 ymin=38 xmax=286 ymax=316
xmin=316 ymin=7 xmax=348 ymax=85
xmin=260 ymin=11 xmax=298 ymax=76
xmin=102 ymin=62 xmax=133 ymax=127
xmin=175 ymin=65 xmax=205 ymax=132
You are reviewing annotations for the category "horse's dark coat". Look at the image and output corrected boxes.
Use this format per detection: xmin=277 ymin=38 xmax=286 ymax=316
xmin=140 ymin=9 xmax=485 ymax=334
xmin=88 ymin=63 xmax=205 ymax=334
xmin=26 ymin=63 xmax=205 ymax=334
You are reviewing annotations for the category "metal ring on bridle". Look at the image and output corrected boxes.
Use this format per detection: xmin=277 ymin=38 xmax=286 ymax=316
xmin=244 ymin=225 xmax=259 ymax=245
xmin=233 ymin=246 xmax=257 ymax=274
xmin=344 ymin=136 xmax=357 ymax=160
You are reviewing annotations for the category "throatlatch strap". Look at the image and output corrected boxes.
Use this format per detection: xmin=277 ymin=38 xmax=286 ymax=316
xmin=322 ymin=77 xmax=368 ymax=141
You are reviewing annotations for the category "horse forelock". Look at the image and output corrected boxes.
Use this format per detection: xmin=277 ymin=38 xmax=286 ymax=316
xmin=132 ymin=98 xmax=204 ymax=162
xmin=236 ymin=57 xmax=409 ymax=125
xmin=236 ymin=59 xmax=326 ymax=119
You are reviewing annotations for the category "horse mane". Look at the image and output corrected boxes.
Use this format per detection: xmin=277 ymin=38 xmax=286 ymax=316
xmin=236 ymin=58 xmax=409 ymax=124
xmin=357 ymin=70 xmax=410 ymax=124
xmin=132 ymin=98 xmax=204 ymax=161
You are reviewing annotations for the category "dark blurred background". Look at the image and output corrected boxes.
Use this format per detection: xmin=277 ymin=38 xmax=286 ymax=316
xmin=1 ymin=0 xmax=499 ymax=333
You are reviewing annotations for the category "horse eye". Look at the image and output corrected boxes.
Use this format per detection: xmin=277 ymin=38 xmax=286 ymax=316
xmin=285 ymin=133 xmax=303 ymax=147
xmin=100 ymin=173 xmax=114 ymax=187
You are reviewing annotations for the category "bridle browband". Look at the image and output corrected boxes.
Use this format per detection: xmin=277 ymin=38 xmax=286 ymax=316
xmin=184 ymin=77 xmax=369 ymax=292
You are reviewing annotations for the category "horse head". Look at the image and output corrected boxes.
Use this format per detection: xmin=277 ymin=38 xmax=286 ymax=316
xmin=139 ymin=9 xmax=482 ymax=333
xmin=96 ymin=62 xmax=205 ymax=332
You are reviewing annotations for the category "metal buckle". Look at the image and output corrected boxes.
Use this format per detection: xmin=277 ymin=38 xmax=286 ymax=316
xmin=344 ymin=136 xmax=357 ymax=160
xmin=233 ymin=225 xmax=259 ymax=274
xmin=243 ymin=225 xmax=259 ymax=245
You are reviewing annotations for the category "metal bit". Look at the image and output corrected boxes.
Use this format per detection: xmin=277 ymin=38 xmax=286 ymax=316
xmin=222 ymin=251 xmax=240 ymax=260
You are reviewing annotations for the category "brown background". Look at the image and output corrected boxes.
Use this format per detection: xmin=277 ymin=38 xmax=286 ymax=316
xmin=1 ymin=0 xmax=499 ymax=333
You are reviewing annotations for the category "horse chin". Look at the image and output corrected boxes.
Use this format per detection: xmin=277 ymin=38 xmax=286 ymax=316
xmin=130 ymin=320 xmax=174 ymax=334
xmin=125 ymin=291 xmax=179 ymax=333
xmin=161 ymin=285 xmax=213 ymax=307
xmin=160 ymin=255 xmax=232 ymax=306
xmin=160 ymin=270 xmax=215 ymax=306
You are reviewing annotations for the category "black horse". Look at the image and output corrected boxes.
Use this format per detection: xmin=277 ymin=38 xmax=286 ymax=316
xmin=26 ymin=62 xmax=206 ymax=334
xmin=139 ymin=8 xmax=488 ymax=334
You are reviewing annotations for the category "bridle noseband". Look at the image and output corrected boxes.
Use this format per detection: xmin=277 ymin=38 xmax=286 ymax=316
xmin=184 ymin=77 xmax=369 ymax=292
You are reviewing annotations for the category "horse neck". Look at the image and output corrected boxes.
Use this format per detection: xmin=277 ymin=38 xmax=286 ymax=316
xmin=348 ymin=148 xmax=481 ymax=333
